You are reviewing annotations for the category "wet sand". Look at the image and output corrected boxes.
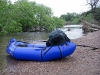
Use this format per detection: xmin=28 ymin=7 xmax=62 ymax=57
xmin=0 ymin=30 xmax=100 ymax=75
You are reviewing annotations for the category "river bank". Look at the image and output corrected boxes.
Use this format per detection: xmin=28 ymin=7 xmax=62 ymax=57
xmin=0 ymin=30 xmax=100 ymax=75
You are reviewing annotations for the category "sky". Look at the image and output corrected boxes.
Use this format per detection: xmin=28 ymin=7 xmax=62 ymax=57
xmin=12 ymin=0 xmax=90 ymax=17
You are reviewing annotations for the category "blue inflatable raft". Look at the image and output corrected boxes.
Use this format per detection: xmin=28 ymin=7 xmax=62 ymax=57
xmin=6 ymin=38 xmax=76 ymax=61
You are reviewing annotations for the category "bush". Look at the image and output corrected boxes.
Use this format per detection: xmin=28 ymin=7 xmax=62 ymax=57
xmin=5 ymin=20 xmax=22 ymax=33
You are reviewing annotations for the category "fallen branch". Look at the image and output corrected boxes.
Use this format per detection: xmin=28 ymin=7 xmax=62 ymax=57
xmin=81 ymin=20 xmax=100 ymax=29
xmin=76 ymin=44 xmax=99 ymax=50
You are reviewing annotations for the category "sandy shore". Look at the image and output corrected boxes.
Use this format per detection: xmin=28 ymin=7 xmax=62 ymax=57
xmin=1 ymin=30 xmax=100 ymax=75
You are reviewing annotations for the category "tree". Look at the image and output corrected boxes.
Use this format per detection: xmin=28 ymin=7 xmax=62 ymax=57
xmin=14 ymin=0 xmax=37 ymax=31
xmin=33 ymin=4 xmax=53 ymax=31
xmin=0 ymin=0 xmax=65 ymax=36
xmin=86 ymin=0 xmax=100 ymax=23
xmin=60 ymin=12 xmax=80 ymax=24
xmin=60 ymin=13 xmax=76 ymax=21
xmin=0 ymin=0 xmax=10 ymax=35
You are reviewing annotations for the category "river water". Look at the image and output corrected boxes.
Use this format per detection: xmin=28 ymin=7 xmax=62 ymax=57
xmin=0 ymin=25 xmax=86 ymax=74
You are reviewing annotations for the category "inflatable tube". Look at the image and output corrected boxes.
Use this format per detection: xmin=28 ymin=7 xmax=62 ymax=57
xmin=6 ymin=38 xmax=76 ymax=61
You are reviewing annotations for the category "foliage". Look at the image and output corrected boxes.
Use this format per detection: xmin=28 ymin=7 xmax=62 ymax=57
xmin=86 ymin=0 xmax=100 ymax=22
xmin=5 ymin=20 xmax=22 ymax=33
xmin=81 ymin=6 xmax=100 ymax=23
xmin=60 ymin=12 xmax=80 ymax=24
xmin=60 ymin=6 xmax=100 ymax=24
xmin=94 ymin=7 xmax=100 ymax=23
xmin=60 ymin=13 xmax=76 ymax=21
xmin=0 ymin=0 xmax=65 ymax=36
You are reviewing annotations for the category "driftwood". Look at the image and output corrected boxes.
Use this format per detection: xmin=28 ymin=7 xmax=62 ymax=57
xmin=81 ymin=20 xmax=100 ymax=32
xmin=81 ymin=20 xmax=100 ymax=29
